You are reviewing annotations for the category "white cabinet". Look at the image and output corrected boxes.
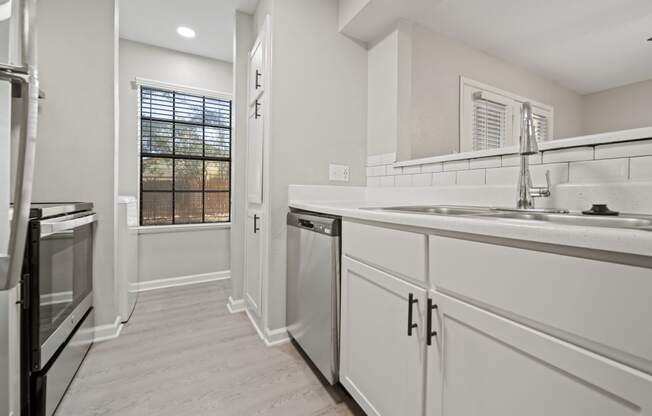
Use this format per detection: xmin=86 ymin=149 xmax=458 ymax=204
xmin=428 ymin=290 xmax=652 ymax=416
xmin=246 ymin=99 xmax=264 ymax=205
xmin=429 ymin=235 xmax=652 ymax=374
xmin=340 ymin=256 xmax=426 ymax=416
xmin=248 ymin=34 xmax=264 ymax=105
xmin=244 ymin=211 xmax=263 ymax=316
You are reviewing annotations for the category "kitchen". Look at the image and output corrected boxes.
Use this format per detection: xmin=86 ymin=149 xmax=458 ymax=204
xmin=1 ymin=0 xmax=651 ymax=415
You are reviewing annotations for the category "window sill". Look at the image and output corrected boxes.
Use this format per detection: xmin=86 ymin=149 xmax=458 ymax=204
xmin=135 ymin=223 xmax=231 ymax=235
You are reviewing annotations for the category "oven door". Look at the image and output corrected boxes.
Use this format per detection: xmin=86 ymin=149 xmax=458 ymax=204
xmin=27 ymin=212 xmax=96 ymax=370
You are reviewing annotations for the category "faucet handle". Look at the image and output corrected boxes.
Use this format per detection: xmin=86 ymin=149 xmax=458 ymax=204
xmin=531 ymin=170 xmax=552 ymax=199
xmin=544 ymin=170 xmax=551 ymax=190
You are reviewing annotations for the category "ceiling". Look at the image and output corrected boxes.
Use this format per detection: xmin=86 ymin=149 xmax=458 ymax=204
xmin=342 ymin=0 xmax=652 ymax=94
xmin=119 ymin=0 xmax=258 ymax=63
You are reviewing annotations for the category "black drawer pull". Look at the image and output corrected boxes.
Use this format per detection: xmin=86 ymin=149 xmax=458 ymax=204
xmin=427 ymin=298 xmax=438 ymax=346
xmin=253 ymin=215 xmax=260 ymax=234
xmin=407 ymin=293 xmax=418 ymax=336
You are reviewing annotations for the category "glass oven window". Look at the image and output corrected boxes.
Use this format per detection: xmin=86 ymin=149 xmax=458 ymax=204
xmin=38 ymin=223 xmax=93 ymax=346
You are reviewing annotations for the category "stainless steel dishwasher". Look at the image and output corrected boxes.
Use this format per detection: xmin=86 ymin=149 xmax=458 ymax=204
xmin=286 ymin=210 xmax=341 ymax=385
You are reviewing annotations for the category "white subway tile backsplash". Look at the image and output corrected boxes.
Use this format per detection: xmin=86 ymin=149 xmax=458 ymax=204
xmin=542 ymin=147 xmax=593 ymax=164
xmin=629 ymin=156 xmax=652 ymax=180
xmin=569 ymin=159 xmax=629 ymax=183
xmin=595 ymin=140 xmax=652 ymax=160
xmin=388 ymin=165 xmax=403 ymax=175
xmin=367 ymin=176 xmax=381 ymax=187
xmin=502 ymin=153 xmax=541 ymax=167
xmin=531 ymin=163 xmax=569 ymax=185
xmin=367 ymin=165 xmax=386 ymax=177
xmin=457 ymin=169 xmax=486 ymax=185
xmin=380 ymin=175 xmax=396 ymax=187
xmin=402 ymin=166 xmax=421 ymax=175
xmin=411 ymin=173 xmax=433 ymax=186
xmin=396 ymin=175 xmax=413 ymax=187
xmin=433 ymin=171 xmax=457 ymax=185
xmin=469 ymin=157 xmax=501 ymax=169
xmin=486 ymin=166 xmax=519 ymax=185
xmin=366 ymin=137 xmax=650 ymax=189
xmin=421 ymin=163 xmax=443 ymax=173
xmin=443 ymin=160 xmax=470 ymax=171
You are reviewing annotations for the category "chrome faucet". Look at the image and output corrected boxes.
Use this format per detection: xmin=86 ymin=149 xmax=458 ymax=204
xmin=517 ymin=102 xmax=550 ymax=209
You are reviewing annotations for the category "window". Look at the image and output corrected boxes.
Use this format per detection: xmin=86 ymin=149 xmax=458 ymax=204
xmin=139 ymin=86 xmax=232 ymax=226
xmin=460 ymin=77 xmax=554 ymax=152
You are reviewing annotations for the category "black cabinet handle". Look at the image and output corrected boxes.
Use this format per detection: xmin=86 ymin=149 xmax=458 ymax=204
xmin=407 ymin=293 xmax=418 ymax=336
xmin=254 ymin=99 xmax=261 ymax=119
xmin=255 ymin=70 xmax=262 ymax=89
xmin=253 ymin=215 xmax=260 ymax=234
xmin=427 ymin=298 xmax=438 ymax=346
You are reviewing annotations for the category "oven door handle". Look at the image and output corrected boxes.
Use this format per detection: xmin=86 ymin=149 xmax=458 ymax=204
xmin=40 ymin=213 xmax=97 ymax=237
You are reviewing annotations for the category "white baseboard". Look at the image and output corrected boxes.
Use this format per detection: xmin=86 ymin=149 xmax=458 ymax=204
xmin=227 ymin=296 xmax=246 ymax=314
xmin=265 ymin=326 xmax=290 ymax=346
xmin=94 ymin=316 xmax=123 ymax=343
xmin=244 ymin=307 xmax=290 ymax=347
xmin=136 ymin=270 xmax=230 ymax=292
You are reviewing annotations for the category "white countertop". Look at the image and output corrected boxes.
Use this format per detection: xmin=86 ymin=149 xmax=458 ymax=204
xmin=289 ymin=199 xmax=652 ymax=259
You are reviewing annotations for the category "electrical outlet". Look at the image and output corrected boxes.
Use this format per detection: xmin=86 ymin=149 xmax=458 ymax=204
xmin=329 ymin=164 xmax=350 ymax=182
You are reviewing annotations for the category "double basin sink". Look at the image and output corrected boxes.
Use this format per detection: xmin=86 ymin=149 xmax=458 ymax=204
xmin=365 ymin=205 xmax=652 ymax=231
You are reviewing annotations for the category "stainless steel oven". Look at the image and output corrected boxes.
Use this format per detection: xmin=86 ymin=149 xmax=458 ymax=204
xmin=22 ymin=202 xmax=96 ymax=416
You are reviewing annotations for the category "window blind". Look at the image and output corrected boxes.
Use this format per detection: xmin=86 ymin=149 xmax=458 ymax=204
xmin=139 ymin=87 xmax=232 ymax=226
xmin=472 ymin=95 xmax=507 ymax=151
xmin=533 ymin=113 xmax=550 ymax=142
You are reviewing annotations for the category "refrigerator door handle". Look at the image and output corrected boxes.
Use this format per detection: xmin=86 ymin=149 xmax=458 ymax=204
xmin=1 ymin=0 xmax=39 ymax=291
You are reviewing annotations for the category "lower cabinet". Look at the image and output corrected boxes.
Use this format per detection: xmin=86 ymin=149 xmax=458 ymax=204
xmin=244 ymin=210 xmax=263 ymax=316
xmin=340 ymin=256 xmax=427 ymax=416
xmin=428 ymin=290 xmax=652 ymax=416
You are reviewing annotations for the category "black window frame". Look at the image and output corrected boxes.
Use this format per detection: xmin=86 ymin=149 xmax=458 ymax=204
xmin=139 ymin=86 xmax=232 ymax=226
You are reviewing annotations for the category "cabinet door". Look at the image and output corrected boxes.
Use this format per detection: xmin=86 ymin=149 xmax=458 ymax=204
xmin=244 ymin=211 xmax=263 ymax=316
xmin=431 ymin=291 xmax=652 ymax=416
xmin=340 ymin=256 xmax=426 ymax=416
xmin=248 ymin=34 xmax=264 ymax=105
xmin=246 ymin=99 xmax=264 ymax=205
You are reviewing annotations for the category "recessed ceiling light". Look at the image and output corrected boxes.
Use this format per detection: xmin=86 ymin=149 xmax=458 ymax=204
xmin=177 ymin=26 xmax=196 ymax=39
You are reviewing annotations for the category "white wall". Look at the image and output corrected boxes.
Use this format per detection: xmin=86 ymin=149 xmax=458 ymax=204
xmin=229 ymin=12 xmax=254 ymax=304
xmin=367 ymin=30 xmax=398 ymax=156
xmin=34 ymin=0 xmax=117 ymax=326
xmin=118 ymin=39 xmax=233 ymax=282
xmin=583 ymin=79 xmax=652 ymax=135
xmin=408 ymin=23 xmax=585 ymax=160
xmin=262 ymin=0 xmax=368 ymax=331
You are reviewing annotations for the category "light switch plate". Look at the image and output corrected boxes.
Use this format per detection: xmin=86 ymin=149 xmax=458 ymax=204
xmin=329 ymin=164 xmax=350 ymax=182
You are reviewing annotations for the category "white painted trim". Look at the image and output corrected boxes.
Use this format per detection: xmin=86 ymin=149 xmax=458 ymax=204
xmin=133 ymin=77 xmax=232 ymax=101
xmin=244 ymin=306 xmax=290 ymax=347
xmin=136 ymin=222 xmax=231 ymax=234
xmin=93 ymin=316 xmax=123 ymax=343
xmin=135 ymin=271 xmax=230 ymax=292
xmin=394 ymin=126 xmax=652 ymax=168
xmin=227 ymin=296 xmax=246 ymax=314
xmin=265 ymin=326 xmax=290 ymax=346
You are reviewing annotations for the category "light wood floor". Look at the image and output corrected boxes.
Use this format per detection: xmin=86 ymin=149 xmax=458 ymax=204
xmin=56 ymin=280 xmax=364 ymax=416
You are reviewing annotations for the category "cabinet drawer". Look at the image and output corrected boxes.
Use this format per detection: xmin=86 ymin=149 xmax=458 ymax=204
xmin=432 ymin=291 xmax=652 ymax=416
xmin=343 ymin=221 xmax=427 ymax=284
xmin=430 ymin=235 xmax=652 ymax=373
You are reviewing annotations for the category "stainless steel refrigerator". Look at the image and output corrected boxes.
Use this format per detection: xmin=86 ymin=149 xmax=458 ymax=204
xmin=1 ymin=0 xmax=40 ymax=415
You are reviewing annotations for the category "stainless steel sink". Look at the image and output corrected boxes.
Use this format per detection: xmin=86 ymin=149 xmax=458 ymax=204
xmin=364 ymin=205 xmax=492 ymax=216
xmin=364 ymin=205 xmax=652 ymax=231
xmin=477 ymin=211 xmax=652 ymax=230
